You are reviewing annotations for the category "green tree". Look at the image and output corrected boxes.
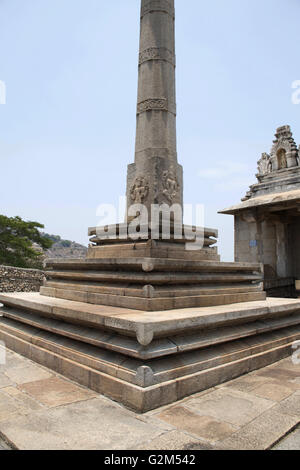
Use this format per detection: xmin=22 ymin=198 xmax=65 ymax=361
xmin=0 ymin=215 xmax=53 ymax=268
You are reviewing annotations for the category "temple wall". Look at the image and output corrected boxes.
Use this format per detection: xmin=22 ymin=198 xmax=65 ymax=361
xmin=0 ymin=266 xmax=44 ymax=293
xmin=234 ymin=216 xmax=285 ymax=279
xmin=234 ymin=217 xmax=258 ymax=263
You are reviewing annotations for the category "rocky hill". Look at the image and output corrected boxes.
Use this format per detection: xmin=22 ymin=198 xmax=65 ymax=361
xmin=41 ymin=233 xmax=87 ymax=260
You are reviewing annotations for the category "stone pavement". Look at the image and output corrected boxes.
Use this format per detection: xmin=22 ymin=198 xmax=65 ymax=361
xmin=0 ymin=439 xmax=10 ymax=450
xmin=0 ymin=346 xmax=299 ymax=450
xmin=273 ymin=425 xmax=300 ymax=450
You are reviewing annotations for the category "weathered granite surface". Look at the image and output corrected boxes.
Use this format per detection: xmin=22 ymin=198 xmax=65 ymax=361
xmin=0 ymin=350 xmax=298 ymax=450
xmin=0 ymin=293 xmax=300 ymax=412
xmin=126 ymin=0 xmax=183 ymax=221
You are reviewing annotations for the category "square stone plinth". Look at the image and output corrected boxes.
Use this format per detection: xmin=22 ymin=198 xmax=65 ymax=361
xmin=0 ymin=293 xmax=300 ymax=412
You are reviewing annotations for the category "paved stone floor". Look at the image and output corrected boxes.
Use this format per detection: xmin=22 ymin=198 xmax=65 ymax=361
xmin=272 ymin=425 xmax=300 ymax=450
xmin=0 ymin=439 xmax=11 ymax=450
xmin=0 ymin=346 xmax=299 ymax=450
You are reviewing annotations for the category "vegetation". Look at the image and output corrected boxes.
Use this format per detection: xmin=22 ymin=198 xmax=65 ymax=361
xmin=0 ymin=215 xmax=53 ymax=269
xmin=42 ymin=233 xmax=72 ymax=248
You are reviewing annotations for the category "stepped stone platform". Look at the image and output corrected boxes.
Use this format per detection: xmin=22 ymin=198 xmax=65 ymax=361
xmin=41 ymin=256 xmax=265 ymax=311
xmin=40 ymin=228 xmax=266 ymax=312
xmin=0 ymin=292 xmax=300 ymax=412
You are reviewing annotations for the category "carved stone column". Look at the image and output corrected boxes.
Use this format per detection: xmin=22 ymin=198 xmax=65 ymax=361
xmin=126 ymin=0 xmax=183 ymax=222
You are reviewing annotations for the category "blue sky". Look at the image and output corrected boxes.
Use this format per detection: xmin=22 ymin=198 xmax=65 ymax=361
xmin=0 ymin=0 xmax=300 ymax=260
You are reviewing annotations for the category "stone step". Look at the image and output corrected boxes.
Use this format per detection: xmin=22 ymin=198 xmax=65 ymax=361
xmin=40 ymin=286 xmax=266 ymax=311
xmin=88 ymin=223 xmax=219 ymax=239
xmin=90 ymin=236 xmax=217 ymax=247
xmin=86 ymin=242 xmax=220 ymax=261
xmin=45 ymin=270 xmax=263 ymax=285
xmin=45 ymin=257 xmax=262 ymax=273
xmin=0 ymin=315 xmax=299 ymax=412
xmin=0 ymin=315 xmax=299 ymax=384
xmin=2 ymin=305 xmax=300 ymax=361
xmin=44 ymin=280 xmax=263 ymax=299
xmin=0 ymin=293 xmax=298 ymax=345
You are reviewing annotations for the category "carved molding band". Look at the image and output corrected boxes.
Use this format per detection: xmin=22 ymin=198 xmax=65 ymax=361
xmin=141 ymin=0 xmax=175 ymax=19
xmin=137 ymin=98 xmax=176 ymax=115
xmin=139 ymin=47 xmax=175 ymax=66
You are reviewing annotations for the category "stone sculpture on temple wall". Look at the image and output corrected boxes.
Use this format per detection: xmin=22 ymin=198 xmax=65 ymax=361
xmin=257 ymin=153 xmax=272 ymax=176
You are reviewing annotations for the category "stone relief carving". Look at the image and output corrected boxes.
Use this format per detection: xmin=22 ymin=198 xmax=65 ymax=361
xmin=139 ymin=47 xmax=175 ymax=66
xmin=277 ymin=148 xmax=287 ymax=169
xmin=270 ymin=125 xmax=299 ymax=170
xmin=137 ymin=98 xmax=176 ymax=115
xmin=257 ymin=153 xmax=272 ymax=176
xmin=130 ymin=176 xmax=149 ymax=204
xmin=162 ymin=169 xmax=179 ymax=202
xmin=141 ymin=0 xmax=174 ymax=18
xmin=245 ymin=125 xmax=300 ymax=201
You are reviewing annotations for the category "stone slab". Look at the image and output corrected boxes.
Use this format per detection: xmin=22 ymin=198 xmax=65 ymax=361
xmin=3 ymin=363 xmax=52 ymax=385
xmin=0 ymin=294 xmax=300 ymax=411
xmin=0 ymin=398 xmax=168 ymax=450
xmin=273 ymin=425 xmax=300 ymax=450
xmin=1 ymin=387 xmax=44 ymax=412
xmin=40 ymin=285 xmax=265 ymax=312
xmin=19 ymin=376 xmax=97 ymax=407
xmin=275 ymin=391 xmax=300 ymax=417
xmin=0 ymin=373 xmax=13 ymax=389
xmin=86 ymin=241 xmax=220 ymax=262
xmin=186 ymin=388 xmax=275 ymax=427
xmin=132 ymin=430 xmax=204 ymax=450
xmin=156 ymin=406 xmax=237 ymax=443
xmin=220 ymin=188 xmax=300 ymax=215
xmin=249 ymin=382 xmax=295 ymax=402
xmin=45 ymin=257 xmax=261 ymax=273
xmin=44 ymin=279 xmax=262 ymax=299
xmin=218 ymin=407 xmax=299 ymax=450
xmin=0 ymin=351 xmax=298 ymax=450
xmin=1 ymin=293 xmax=299 ymax=346
xmin=3 ymin=304 xmax=300 ymax=360
xmin=0 ymin=320 xmax=298 ymax=412
xmin=1 ymin=314 xmax=300 ymax=389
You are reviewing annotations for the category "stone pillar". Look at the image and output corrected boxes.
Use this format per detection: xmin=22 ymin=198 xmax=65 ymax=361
xmin=275 ymin=222 xmax=288 ymax=278
xmin=126 ymin=0 xmax=183 ymax=223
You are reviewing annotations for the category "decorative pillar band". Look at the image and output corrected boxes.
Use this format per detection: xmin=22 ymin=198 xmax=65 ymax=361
xmin=141 ymin=0 xmax=175 ymax=19
xmin=139 ymin=47 xmax=176 ymax=66
xmin=137 ymin=98 xmax=176 ymax=116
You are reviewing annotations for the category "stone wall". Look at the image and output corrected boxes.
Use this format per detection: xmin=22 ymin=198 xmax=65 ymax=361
xmin=234 ymin=216 xmax=260 ymax=264
xmin=234 ymin=216 xmax=292 ymax=279
xmin=0 ymin=266 xmax=44 ymax=293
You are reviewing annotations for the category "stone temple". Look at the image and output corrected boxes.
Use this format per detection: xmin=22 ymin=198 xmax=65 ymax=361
xmin=0 ymin=0 xmax=300 ymax=412
xmin=220 ymin=125 xmax=300 ymax=298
